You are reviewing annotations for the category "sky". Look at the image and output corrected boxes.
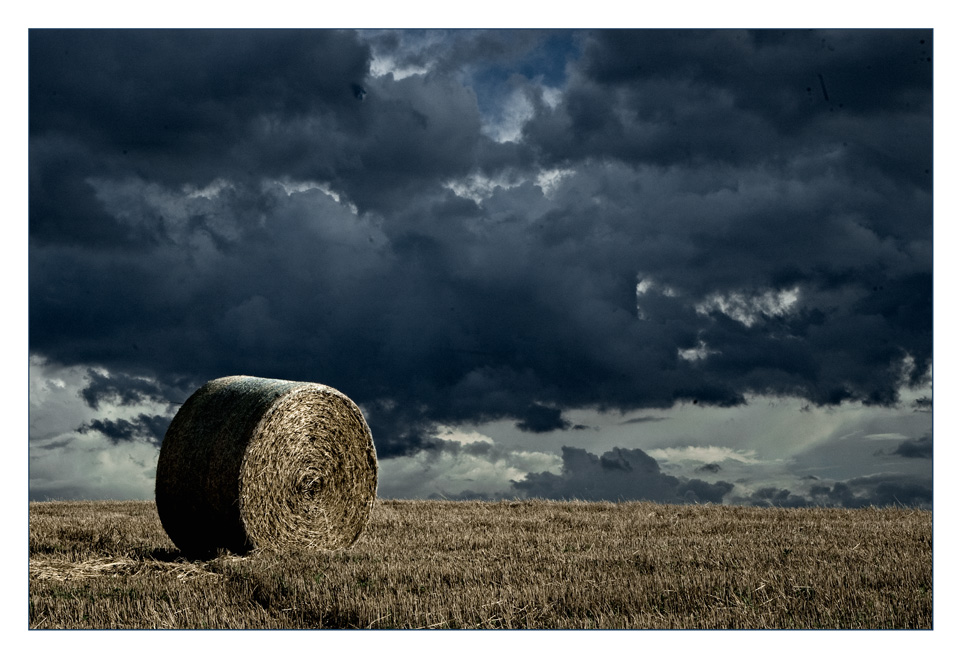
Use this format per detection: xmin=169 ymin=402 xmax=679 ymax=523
xmin=27 ymin=26 xmax=936 ymax=507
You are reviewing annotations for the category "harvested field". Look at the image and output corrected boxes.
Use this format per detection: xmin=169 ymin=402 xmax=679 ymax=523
xmin=29 ymin=499 xmax=932 ymax=629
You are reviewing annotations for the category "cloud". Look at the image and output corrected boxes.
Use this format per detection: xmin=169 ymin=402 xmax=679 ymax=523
xmin=29 ymin=358 xmax=182 ymax=499
xmin=695 ymin=287 xmax=800 ymax=328
xmin=646 ymin=445 xmax=764 ymax=466
xmin=809 ymin=474 xmax=933 ymax=508
xmin=80 ymin=368 xmax=178 ymax=411
xmin=864 ymin=432 xmax=909 ymax=441
xmin=891 ymin=436 xmax=933 ymax=459
xmin=619 ymin=415 xmax=667 ymax=425
xmin=511 ymin=446 xmax=733 ymax=503
xmin=516 ymin=404 xmax=571 ymax=433
xmin=528 ymin=30 xmax=931 ymax=176
xmin=737 ymin=472 xmax=932 ymax=508
xmin=78 ymin=413 xmax=172 ymax=446
xmin=30 ymin=430 xmax=160 ymax=501
xmin=738 ymin=487 xmax=812 ymax=508
xmin=376 ymin=429 xmax=561 ymax=500
xmin=29 ymin=29 xmax=932 ymax=470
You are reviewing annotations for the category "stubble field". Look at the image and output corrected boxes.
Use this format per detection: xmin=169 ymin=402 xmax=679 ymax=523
xmin=29 ymin=499 xmax=931 ymax=629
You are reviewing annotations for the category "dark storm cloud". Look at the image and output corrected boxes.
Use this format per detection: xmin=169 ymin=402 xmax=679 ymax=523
xmin=80 ymin=369 xmax=181 ymax=410
xmin=740 ymin=473 xmax=932 ymax=508
xmin=30 ymin=29 xmax=369 ymax=173
xmin=511 ymin=446 xmax=733 ymax=503
xmin=78 ymin=413 xmax=172 ymax=445
xmin=528 ymin=30 xmax=931 ymax=174
xmin=30 ymin=30 xmax=372 ymax=255
xmin=516 ymin=404 xmax=571 ymax=433
xmin=364 ymin=29 xmax=572 ymax=86
xmin=364 ymin=400 xmax=440 ymax=458
xmin=740 ymin=487 xmax=812 ymax=508
xmin=30 ymin=29 xmax=932 ymax=460
xmin=809 ymin=474 xmax=933 ymax=508
xmin=891 ymin=435 xmax=933 ymax=459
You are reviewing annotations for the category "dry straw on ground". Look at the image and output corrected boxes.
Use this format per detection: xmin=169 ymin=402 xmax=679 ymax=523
xmin=155 ymin=376 xmax=378 ymax=558
xmin=29 ymin=555 xmax=232 ymax=582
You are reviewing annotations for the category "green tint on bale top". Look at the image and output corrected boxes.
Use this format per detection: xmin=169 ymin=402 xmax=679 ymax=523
xmin=155 ymin=376 xmax=378 ymax=558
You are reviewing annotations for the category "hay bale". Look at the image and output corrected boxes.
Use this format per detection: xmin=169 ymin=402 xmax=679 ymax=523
xmin=155 ymin=375 xmax=377 ymax=557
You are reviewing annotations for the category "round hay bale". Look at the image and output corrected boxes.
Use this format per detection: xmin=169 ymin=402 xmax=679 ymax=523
xmin=155 ymin=375 xmax=378 ymax=558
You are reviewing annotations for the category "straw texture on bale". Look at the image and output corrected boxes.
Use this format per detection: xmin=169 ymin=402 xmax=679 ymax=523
xmin=155 ymin=376 xmax=378 ymax=558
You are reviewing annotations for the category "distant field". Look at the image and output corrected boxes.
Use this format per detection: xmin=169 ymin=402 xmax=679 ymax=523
xmin=29 ymin=499 xmax=931 ymax=629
